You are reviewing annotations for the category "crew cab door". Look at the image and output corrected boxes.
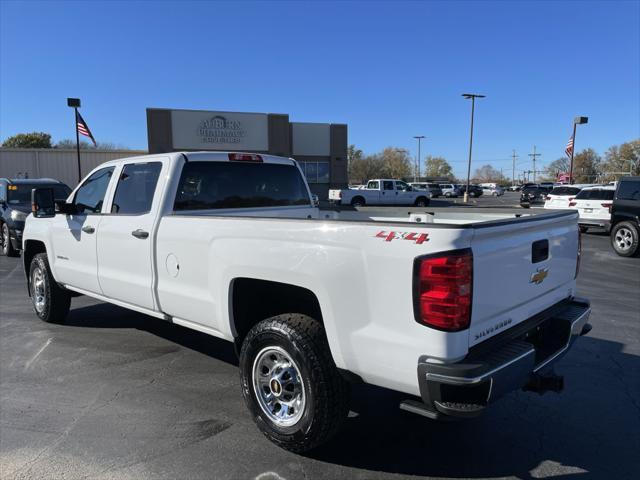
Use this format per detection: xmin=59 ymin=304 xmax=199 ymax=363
xmin=381 ymin=180 xmax=395 ymax=204
xmin=365 ymin=180 xmax=382 ymax=204
xmin=96 ymin=160 xmax=165 ymax=310
xmin=51 ymin=166 xmax=115 ymax=293
xmin=394 ymin=180 xmax=415 ymax=204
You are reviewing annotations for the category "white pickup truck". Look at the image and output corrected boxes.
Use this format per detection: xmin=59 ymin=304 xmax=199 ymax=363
xmin=24 ymin=151 xmax=591 ymax=452
xmin=329 ymin=178 xmax=430 ymax=207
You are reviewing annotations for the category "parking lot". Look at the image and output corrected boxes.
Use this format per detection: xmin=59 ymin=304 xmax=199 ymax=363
xmin=1 ymin=223 xmax=638 ymax=480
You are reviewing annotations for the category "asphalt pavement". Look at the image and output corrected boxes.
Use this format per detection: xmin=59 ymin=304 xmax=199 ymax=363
xmin=1 ymin=227 xmax=639 ymax=480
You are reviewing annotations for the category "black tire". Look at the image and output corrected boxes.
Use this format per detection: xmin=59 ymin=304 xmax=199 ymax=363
xmin=350 ymin=196 xmax=365 ymax=208
xmin=1 ymin=222 xmax=18 ymax=257
xmin=29 ymin=253 xmax=71 ymax=323
xmin=239 ymin=314 xmax=350 ymax=453
xmin=414 ymin=196 xmax=429 ymax=208
xmin=611 ymin=221 xmax=640 ymax=257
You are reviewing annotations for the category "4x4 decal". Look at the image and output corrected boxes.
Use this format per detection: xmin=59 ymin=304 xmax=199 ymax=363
xmin=375 ymin=231 xmax=430 ymax=244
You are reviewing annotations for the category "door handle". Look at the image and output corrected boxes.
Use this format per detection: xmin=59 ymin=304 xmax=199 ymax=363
xmin=131 ymin=229 xmax=149 ymax=239
xmin=81 ymin=225 xmax=95 ymax=234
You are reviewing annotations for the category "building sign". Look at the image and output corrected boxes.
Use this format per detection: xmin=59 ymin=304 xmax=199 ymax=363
xmin=171 ymin=110 xmax=268 ymax=151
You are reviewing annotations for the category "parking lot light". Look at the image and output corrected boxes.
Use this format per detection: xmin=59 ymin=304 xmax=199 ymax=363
xmin=462 ymin=93 xmax=485 ymax=203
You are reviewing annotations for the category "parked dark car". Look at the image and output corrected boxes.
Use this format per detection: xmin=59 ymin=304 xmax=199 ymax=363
xmin=520 ymin=186 xmax=551 ymax=207
xmin=426 ymin=183 xmax=443 ymax=198
xmin=457 ymin=184 xmax=483 ymax=198
xmin=610 ymin=176 xmax=640 ymax=257
xmin=0 ymin=178 xmax=72 ymax=256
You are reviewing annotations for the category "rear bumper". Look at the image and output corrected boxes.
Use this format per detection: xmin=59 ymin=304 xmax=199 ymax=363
xmin=413 ymin=298 xmax=591 ymax=419
xmin=578 ymin=218 xmax=610 ymax=230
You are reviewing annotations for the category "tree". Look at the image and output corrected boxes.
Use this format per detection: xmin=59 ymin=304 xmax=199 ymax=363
xmin=380 ymin=147 xmax=412 ymax=179
xmin=347 ymin=144 xmax=363 ymax=163
xmin=473 ymin=164 xmax=505 ymax=183
xmin=546 ymin=157 xmax=570 ymax=179
xmin=602 ymin=140 xmax=640 ymax=180
xmin=572 ymin=148 xmax=601 ymax=183
xmin=2 ymin=132 xmax=52 ymax=148
xmin=55 ymin=139 xmax=125 ymax=150
xmin=423 ymin=155 xmax=453 ymax=178
xmin=348 ymin=154 xmax=385 ymax=184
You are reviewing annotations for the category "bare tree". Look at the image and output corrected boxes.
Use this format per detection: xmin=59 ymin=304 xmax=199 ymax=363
xmin=423 ymin=155 xmax=453 ymax=178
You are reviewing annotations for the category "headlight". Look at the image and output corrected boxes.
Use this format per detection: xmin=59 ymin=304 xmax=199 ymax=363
xmin=10 ymin=210 xmax=28 ymax=221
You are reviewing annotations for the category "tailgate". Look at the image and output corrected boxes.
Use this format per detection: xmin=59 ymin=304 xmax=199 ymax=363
xmin=469 ymin=212 xmax=579 ymax=347
xmin=328 ymin=189 xmax=342 ymax=201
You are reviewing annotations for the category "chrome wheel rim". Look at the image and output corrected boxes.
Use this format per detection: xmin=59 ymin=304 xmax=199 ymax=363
xmin=31 ymin=267 xmax=46 ymax=313
xmin=615 ymin=227 xmax=633 ymax=251
xmin=1 ymin=225 xmax=7 ymax=253
xmin=252 ymin=346 xmax=305 ymax=427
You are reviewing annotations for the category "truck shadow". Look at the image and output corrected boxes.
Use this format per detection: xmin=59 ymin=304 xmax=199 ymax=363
xmin=63 ymin=303 xmax=638 ymax=479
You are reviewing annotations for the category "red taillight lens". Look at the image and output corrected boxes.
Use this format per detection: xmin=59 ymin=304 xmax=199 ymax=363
xmin=568 ymin=201 xmax=577 ymax=207
xmin=545 ymin=196 xmax=551 ymax=201
xmin=414 ymin=249 xmax=473 ymax=331
xmin=601 ymin=202 xmax=612 ymax=213
xmin=228 ymin=153 xmax=263 ymax=162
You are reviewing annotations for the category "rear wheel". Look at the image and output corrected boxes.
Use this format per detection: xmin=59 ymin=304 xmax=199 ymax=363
xmin=29 ymin=253 xmax=71 ymax=323
xmin=1 ymin=223 xmax=18 ymax=257
xmin=611 ymin=221 xmax=639 ymax=257
xmin=351 ymin=196 xmax=365 ymax=208
xmin=239 ymin=314 xmax=350 ymax=453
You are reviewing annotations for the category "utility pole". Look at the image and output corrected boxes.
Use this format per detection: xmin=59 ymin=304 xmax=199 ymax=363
xmin=413 ymin=136 xmax=425 ymax=182
xmin=528 ymin=146 xmax=542 ymax=183
xmin=511 ymin=150 xmax=518 ymax=186
xmin=462 ymin=93 xmax=486 ymax=203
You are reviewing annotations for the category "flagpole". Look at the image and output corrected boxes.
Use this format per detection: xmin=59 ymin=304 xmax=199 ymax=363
xmin=568 ymin=122 xmax=577 ymax=185
xmin=74 ymin=107 xmax=82 ymax=183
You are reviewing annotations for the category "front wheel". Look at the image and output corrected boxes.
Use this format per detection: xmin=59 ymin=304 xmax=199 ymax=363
xmin=611 ymin=221 xmax=639 ymax=257
xmin=239 ymin=314 xmax=350 ymax=453
xmin=414 ymin=197 xmax=429 ymax=207
xmin=1 ymin=223 xmax=18 ymax=257
xmin=29 ymin=253 xmax=71 ymax=323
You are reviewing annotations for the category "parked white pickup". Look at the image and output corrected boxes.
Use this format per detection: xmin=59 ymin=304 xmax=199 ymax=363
xmin=329 ymin=179 xmax=430 ymax=207
xmin=23 ymin=152 xmax=591 ymax=452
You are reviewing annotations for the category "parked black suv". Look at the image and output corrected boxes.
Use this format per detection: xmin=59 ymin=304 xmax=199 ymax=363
xmin=610 ymin=176 xmax=640 ymax=257
xmin=520 ymin=186 xmax=551 ymax=207
xmin=457 ymin=184 xmax=483 ymax=198
xmin=0 ymin=178 xmax=71 ymax=256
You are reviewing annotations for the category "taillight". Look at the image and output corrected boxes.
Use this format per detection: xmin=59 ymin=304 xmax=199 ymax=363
xmin=568 ymin=201 xmax=577 ymax=207
xmin=228 ymin=153 xmax=263 ymax=162
xmin=545 ymin=196 xmax=551 ymax=201
xmin=413 ymin=249 xmax=473 ymax=331
xmin=575 ymin=227 xmax=582 ymax=279
xmin=338 ymin=191 xmax=342 ymax=199
xmin=601 ymin=202 xmax=612 ymax=213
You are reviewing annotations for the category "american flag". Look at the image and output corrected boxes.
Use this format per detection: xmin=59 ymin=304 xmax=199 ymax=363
xmin=76 ymin=111 xmax=96 ymax=146
xmin=565 ymin=136 xmax=574 ymax=158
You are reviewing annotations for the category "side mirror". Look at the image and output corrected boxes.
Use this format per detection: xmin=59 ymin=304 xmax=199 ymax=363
xmin=31 ymin=188 xmax=56 ymax=218
xmin=56 ymin=200 xmax=78 ymax=215
xmin=311 ymin=194 xmax=320 ymax=207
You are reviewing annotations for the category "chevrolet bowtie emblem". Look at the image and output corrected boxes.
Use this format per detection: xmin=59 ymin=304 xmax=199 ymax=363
xmin=530 ymin=267 xmax=549 ymax=285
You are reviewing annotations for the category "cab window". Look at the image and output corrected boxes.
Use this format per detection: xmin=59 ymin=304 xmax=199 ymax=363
xmin=74 ymin=167 xmax=115 ymax=214
xmin=367 ymin=181 xmax=379 ymax=189
xmin=383 ymin=181 xmax=394 ymax=190
xmin=111 ymin=162 xmax=162 ymax=215
xmin=396 ymin=181 xmax=409 ymax=191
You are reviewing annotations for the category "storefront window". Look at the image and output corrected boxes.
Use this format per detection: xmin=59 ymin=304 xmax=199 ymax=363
xmin=300 ymin=161 xmax=329 ymax=184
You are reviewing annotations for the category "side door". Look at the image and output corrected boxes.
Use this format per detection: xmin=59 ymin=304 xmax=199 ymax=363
xmin=381 ymin=180 xmax=395 ymax=204
xmin=96 ymin=160 xmax=164 ymax=310
xmin=51 ymin=166 xmax=116 ymax=293
xmin=394 ymin=180 xmax=414 ymax=204
xmin=365 ymin=180 xmax=382 ymax=204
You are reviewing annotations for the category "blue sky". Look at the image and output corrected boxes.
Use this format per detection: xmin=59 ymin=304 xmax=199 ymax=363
xmin=1 ymin=0 xmax=639 ymax=178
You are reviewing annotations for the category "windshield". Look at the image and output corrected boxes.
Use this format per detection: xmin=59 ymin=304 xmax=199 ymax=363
xmin=7 ymin=184 xmax=71 ymax=204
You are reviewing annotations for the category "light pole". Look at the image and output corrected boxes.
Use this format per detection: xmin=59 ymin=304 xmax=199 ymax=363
xmin=568 ymin=116 xmax=588 ymax=184
xmin=413 ymin=135 xmax=425 ymax=182
xmin=462 ymin=93 xmax=485 ymax=203
xmin=67 ymin=98 xmax=82 ymax=183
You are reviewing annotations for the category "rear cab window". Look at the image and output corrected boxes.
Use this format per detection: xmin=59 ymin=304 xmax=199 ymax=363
xmin=617 ymin=180 xmax=640 ymax=201
xmin=575 ymin=189 xmax=614 ymax=200
xmin=173 ymin=161 xmax=310 ymax=211
xmin=367 ymin=181 xmax=379 ymax=189
xmin=111 ymin=162 xmax=162 ymax=215
xmin=550 ymin=187 xmax=581 ymax=196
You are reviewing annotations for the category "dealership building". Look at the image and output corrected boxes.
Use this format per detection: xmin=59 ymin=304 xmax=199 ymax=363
xmin=146 ymin=108 xmax=348 ymax=198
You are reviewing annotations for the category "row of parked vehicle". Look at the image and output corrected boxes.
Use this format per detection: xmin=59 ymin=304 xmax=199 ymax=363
xmin=521 ymin=177 xmax=640 ymax=257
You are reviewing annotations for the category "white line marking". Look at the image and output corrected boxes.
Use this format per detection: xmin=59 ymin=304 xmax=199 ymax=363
xmin=25 ymin=337 xmax=53 ymax=370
